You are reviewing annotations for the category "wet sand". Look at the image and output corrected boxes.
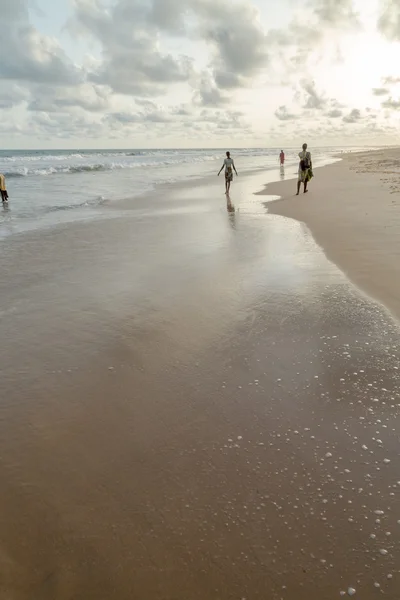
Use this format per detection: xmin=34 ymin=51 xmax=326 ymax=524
xmin=1 ymin=169 xmax=400 ymax=599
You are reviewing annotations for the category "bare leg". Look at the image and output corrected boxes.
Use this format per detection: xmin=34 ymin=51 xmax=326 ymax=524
xmin=296 ymin=181 xmax=301 ymax=195
xmin=304 ymin=181 xmax=308 ymax=193
xmin=227 ymin=180 xmax=231 ymax=194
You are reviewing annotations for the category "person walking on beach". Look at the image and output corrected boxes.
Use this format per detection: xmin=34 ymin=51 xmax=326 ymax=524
xmin=297 ymin=143 xmax=312 ymax=195
xmin=218 ymin=151 xmax=238 ymax=195
xmin=0 ymin=174 xmax=9 ymax=202
xmin=279 ymin=150 xmax=285 ymax=166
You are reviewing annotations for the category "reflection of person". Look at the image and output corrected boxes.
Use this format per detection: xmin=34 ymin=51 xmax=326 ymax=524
xmin=218 ymin=151 xmax=238 ymax=195
xmin=226 ymin=197 xmax=236 ymax=229
xmin=296 ymin=143 xmax=312 ymax=195
xmin=279 ymin=150 xmax=285 ymax=165
xmin=0 ymin=174 xmax=9 ymax=202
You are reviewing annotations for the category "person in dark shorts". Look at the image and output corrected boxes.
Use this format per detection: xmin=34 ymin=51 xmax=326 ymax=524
xmin=0 ymin=174 xmax=9 ymax=202
xmin=218 ymin=151 xmax=238 ymax=195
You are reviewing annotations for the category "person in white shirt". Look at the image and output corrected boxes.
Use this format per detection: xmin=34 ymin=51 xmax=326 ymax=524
xmin=218 ymin=151 xmax=238 ymax=195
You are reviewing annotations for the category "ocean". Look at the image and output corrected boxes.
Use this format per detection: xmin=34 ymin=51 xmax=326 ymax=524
xmin=0 ymin=147 xmax=349 ymax=239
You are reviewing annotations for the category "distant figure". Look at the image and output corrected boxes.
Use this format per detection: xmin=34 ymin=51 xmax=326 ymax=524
xmin=0 ymin=174 xmax=8 ymax=202
xmin=218 ymin=151 xmax=238 ymax=195
xmin=297 ymin=143 xmax=312 ymax=195
xmin=279 ymin=150 xmax=285 ymax=165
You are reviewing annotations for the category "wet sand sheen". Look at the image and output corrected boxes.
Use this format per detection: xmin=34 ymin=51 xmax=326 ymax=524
xmin=0 ymin=169 xmax=400 ymax=599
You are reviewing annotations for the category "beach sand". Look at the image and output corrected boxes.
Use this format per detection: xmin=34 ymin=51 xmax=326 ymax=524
xmin=1 ymin=162 xmax=400 ymax=599
xmin=263 ymin=148 xmax=400 ymax=321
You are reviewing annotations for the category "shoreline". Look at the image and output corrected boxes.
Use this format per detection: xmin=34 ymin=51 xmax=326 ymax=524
xmin=260 ymin=148 xmax=400 ymax=321
xmin=0 ymin=149 xmax=341 ymax=241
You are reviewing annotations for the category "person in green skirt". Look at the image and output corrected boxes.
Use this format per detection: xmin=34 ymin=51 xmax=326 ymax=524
xmin=296 ymin=143 xmax=313 ymax=195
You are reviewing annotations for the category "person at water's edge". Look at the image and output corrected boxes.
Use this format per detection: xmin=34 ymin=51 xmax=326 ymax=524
xmin=297 ymin=143 xmax=313 ymax=195
xmin=0 ymin=174 xmax=9 ymax=202
xmin=218 ymin=151 xmax=238 ymax=195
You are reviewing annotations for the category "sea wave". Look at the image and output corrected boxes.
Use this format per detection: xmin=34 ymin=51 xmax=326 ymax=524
xmin=0 ymin=152 xmax=145 ymax=162
xmin=44 ymin=196 xmax=108 ymax=212
xmin=3 ymin=154 xmax=223 ymax=178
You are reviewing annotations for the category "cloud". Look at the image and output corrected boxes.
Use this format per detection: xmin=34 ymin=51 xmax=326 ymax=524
xmin=0 ymin=83 xmax=29 ymax=109
xmin=71 ymin=0 xmax=194 ymax=96
xmin=157 ymin=0 xmax=269 ymax=89
xmin=274 ymin=105 xmax=297 ymax=121
xmin=107 ymin=100 xmax=174 ymax=126
xmin=342 ymin=108 xmax=362 ymax=123
xmin=71 ymin=0 xmax=267 ymax=100
xmin=194 ymin=73 xmax=228 ymax=106
xmin=382 ymin=75 xmax=400 ymax=85
xmin=198 ymin=1 xmax=268 ymax=89
xmin=382 ymin=97 xmax=400 ymax=109
xmin=103 ymin=101 xmax=247 ymax=138
xmin=106 ymin=112 xmax=141 ymax=125
xmin=372 ymin=87 xmax=389 ymax=96
xmin=378 ymin=0 xmax=400 ymax=39
xmin=300 ymin=79 xmax=326 ymax=109
xmin=27 ymin=84 xmax=111 ymax=113
xmin=326 ymin=108 xmax=343 ymax=118
xmin=195 ymin=108 xmax=249 ymax=136
xmin=311 ymin=0 xmax=360 ymax=27
xmin=0 ymin=0 xmax=81 ymax=85
xmin=26 ymin=110 xmax=105 ymax=140
xmin=264 ymin=0 xmax=361 ymax=87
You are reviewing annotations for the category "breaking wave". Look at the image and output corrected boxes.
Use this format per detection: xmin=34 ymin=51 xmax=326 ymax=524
xmin=3 ymin=154 xmax=223 ymax=178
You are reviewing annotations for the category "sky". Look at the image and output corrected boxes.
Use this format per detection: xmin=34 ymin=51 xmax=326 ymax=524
xmin=1 ymin=0 xmax=400 ymax=149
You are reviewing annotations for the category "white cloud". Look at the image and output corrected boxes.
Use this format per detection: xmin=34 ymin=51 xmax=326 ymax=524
xmin=326 ymin=108 xmax=343 ymax=118
xmin=27 ymin=83 xmax=111 ymax=113
xmin=382 ymin=97 xmax=400 ymax=109
xmin=342 ymin=108 xmax=362 ymax=123
xmin=372 ymin=87 xmax=390 ymax=96
xmin=70 ymin=0 xmax=267 ymax=98
xmin=311 ymin=0 xmax=360 ymax=27
xmin=0 ymin=83 xmax=29 ymax=109
xmin=382 ymin=75 xmax=400 ymax=85
xmin=194 ymin=73 xmax=228 ymax=106
xmin=300 ymin=79 xmax=327 ymax=109
xmin=0 ymin=0 xmax=81 ymax=85
xmin=378 ymin=0 xmax=400 ymax=39
xmin=274 ymin=105 xmax=297 ymax=121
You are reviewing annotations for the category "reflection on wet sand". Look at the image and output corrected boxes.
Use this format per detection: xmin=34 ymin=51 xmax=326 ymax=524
xmin=226 ymin=196 xmax=236 ymax=228
xmin=226 ymin=196 xmax=235 ymax=213
xmin=280 ymin=165 xmax=285 ymax=180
